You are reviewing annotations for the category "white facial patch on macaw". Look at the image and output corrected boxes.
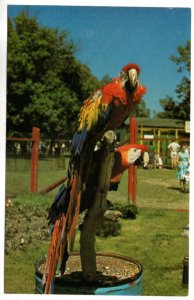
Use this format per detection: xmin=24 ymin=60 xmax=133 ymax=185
xmin=128 ymin=69 xmax=138 ymax=87
xmin=127 ymin=148 xmax=142 ymax=164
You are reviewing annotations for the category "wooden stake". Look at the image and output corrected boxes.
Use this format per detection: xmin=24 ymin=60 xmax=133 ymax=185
xmin=79 ymin=133 xmax=115 ymax=282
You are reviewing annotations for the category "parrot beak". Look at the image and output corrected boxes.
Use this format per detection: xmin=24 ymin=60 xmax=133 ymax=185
xmin=128 ymin=69 xmax=138 ymax=89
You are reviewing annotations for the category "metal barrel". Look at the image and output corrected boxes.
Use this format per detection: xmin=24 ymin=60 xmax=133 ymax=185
xmin=35 ymin=253 xmax=143 ymax=295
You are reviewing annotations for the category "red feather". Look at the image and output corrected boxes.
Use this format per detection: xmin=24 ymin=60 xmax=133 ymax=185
xmin=122 ymin=63 xmax=141 ymax=74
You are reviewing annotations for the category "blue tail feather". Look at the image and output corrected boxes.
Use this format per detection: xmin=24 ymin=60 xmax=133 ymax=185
xmin=48 ymin=184 xmax=71 ymax=225
xmin=71 ymin=127 xmax=88 ymax=155
xmin=54 ymin=184 xmax=67 ymax=204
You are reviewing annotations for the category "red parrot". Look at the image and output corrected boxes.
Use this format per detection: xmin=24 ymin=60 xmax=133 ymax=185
xmin=43 ymin=63 xmax=147 ymax=293
xmin=111 ymin=143 xmax=148 ymax=187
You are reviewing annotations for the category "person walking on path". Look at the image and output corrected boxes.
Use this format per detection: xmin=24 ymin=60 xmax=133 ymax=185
xmin=148 ymin=141 xmax=157 ymax=170
xmin=168 ymin=140 xmax=180 ymax=169
xmin=176 ymin=144 xmax=190 ymax=192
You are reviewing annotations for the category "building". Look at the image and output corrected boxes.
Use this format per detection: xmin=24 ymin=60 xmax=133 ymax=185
xmin=119 ymin=117 xmax=190 ymax=165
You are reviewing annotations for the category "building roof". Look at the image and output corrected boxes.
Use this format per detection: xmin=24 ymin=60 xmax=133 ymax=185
xmin=124 ymin=117 xmax=185 ymax=129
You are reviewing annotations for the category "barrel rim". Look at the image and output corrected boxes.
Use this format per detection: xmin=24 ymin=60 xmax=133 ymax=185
xmin=35 ymin=252 xmax=143 ymax=287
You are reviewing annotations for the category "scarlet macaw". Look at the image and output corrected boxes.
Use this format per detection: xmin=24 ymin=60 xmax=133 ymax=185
xmin=43 ymin=63 xmax=147 ymax=293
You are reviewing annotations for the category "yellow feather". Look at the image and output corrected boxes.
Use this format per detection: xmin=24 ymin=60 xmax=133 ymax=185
xmin=78 ymin=86 xmax=112 ymax=132
xmin=86 ymin=99 xmax=99 ymax=130
xmin=77 ymin=93 xmax=109 ymax=132
xmin=87 ymin=103 xmax=96 ymax=130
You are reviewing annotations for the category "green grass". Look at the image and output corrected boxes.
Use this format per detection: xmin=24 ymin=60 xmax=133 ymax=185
xmin=4 ymin=199 xmax=189 ymax=295
xmin=109 ymin=168 xmax=189 ymax=210
xmin=4 ymin=209 xmax=189 ymax=296
xmin=6 ymin=157 xmax=68 ymax=196
xmin=96 ymin=215 xmax=188 ymax=296
xmin=6 ymin=158 xmax=189 ymax=210
xmin=5 ymin=164 xmax=189 ymax=295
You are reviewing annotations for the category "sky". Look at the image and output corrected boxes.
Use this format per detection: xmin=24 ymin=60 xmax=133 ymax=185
xmin=7 ymin=4 xmax=191 ymax=115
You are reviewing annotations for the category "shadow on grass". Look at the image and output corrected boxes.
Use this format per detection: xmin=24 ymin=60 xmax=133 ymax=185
xmin=168 ymin=186 xmax=189 ymax=194
xmin=168 ymin=186 xmax=182 ymax=192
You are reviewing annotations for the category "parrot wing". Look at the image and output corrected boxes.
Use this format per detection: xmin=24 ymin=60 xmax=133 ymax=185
xmin=70 ymin=87 xmax=114 ymax=156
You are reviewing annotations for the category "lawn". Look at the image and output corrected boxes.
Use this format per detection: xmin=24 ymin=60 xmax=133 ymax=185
xmin=6 ymin=157 xmax=190 ymax=210
xmin=110 ymin=168 xmax=189 ymax=210
xmin=4 ymin=163 xmax=189 ymax=296
xmin=6 ymin=157 xmax=67 ymax=196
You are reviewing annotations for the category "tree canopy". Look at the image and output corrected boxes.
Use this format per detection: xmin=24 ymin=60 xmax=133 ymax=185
xmin=130 ymin=99 xmax=150 ymax=118
xmin=157 ymin=40 xmax=190 ymax=120
xmin=7 ymin=12 xmax=100 ymax=138
xmin=7 ymin=11 xmax=150 ymax=138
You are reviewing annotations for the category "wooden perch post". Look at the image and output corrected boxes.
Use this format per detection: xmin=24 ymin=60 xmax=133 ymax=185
xmin=79 ymin=132 xmax=115 ymax=282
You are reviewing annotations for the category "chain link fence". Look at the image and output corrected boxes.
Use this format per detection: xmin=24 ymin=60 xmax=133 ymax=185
xmin=6 ymin=139 xmax=71 ymax=196
xmin=6 ymin=137 xmax=189 ymax=211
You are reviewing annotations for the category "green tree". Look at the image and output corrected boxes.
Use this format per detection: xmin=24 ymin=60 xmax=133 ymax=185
xmin=99 ymin=74 xmax=112 ymax=86
xmin=7 ymin=12 xmax=99 ymax=138
xmin=157 ymin=40 xmax=190 ymax=120
xmin=7 ymin=11 xmax=151 ymax=138
xmin=130 ymin=99 xmax=150 ymax=118
xmin=156 ymin=96 xmax=178 ymax=119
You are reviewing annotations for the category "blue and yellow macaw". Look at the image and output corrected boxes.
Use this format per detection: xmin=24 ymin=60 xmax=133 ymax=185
xmin=43 ymin=63 xmax=147 ymax=293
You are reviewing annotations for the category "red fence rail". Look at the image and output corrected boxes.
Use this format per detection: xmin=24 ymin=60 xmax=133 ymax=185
xmin=7 ymin=127 xmax=40 ymax=194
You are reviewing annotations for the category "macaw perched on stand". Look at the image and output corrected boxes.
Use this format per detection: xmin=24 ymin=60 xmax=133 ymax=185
xmin=110 ymin=143 xmax=148 ymax=188
xmin=78 ymin=140 xmax=148 ymax=212
xmin=43 ymin=63 xmax=147 ymax=293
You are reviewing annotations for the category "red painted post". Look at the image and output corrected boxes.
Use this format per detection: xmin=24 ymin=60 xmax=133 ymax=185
xmin=128 ymin=117 xmax=138 ymax=204
xmin=132 ymin=120 xmax=138 ymax=205
xmin=30 ymin=127 xmax=40 ymax=193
